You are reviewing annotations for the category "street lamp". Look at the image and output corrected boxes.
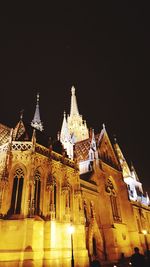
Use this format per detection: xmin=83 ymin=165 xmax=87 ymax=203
xmin=68 ymin=224 xmax=75 ymax=267
xmin=142 ymin=229 xmax=149 ymax=255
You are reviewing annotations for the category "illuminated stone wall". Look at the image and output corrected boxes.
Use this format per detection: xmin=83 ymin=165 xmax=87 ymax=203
xmin=0 ymin=136 xmax=150 ymax=266
xmin=0 ymin=141 xmax=89 ymax=267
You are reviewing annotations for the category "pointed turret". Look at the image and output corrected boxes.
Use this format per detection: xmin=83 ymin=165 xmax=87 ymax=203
xmin=88 ymin=128 xmax=98 ymax=163
xmin=70 ymin=86 xmax=79 ymax=116
xmin=60 ymin=111 xmax=74 ymax=159
xmin=31 ymin=91 xmax=43 ymax=132
xmin=60 ymin=111 xmax=70 ymax=144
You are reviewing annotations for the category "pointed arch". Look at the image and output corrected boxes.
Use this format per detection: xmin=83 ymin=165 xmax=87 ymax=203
xmin=10 ymin=166 xmax=25 ymax=214
xmin=88 ymin=221 xmax=104 ymax=261
xmin=33 ymin=168 xmax=41 ymax=215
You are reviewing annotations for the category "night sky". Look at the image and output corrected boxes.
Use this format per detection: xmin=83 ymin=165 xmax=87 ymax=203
xmin=0 ymin=3 xmax=150 ymax=193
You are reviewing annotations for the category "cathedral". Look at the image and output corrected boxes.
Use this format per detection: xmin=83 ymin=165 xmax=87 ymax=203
xmin=0 ymin=87 xmax=150 ymax=267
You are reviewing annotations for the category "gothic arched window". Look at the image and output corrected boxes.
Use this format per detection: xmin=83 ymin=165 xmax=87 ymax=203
xmin=54 ymin=182 xmax=57 ymax=217
xmin=34 ymin=169 xmax=41 ymax=215
xmin=10 ymin=167 xmax=24 ymax=214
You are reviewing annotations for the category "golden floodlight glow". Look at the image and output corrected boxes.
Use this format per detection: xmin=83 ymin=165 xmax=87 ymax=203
xmin=68 ymin=225 xmax=74 ymax=234
xmin=50 ymin=221 xmax=56 ymax=246
xmin=142 ymin=229 xmax=147 ymax=235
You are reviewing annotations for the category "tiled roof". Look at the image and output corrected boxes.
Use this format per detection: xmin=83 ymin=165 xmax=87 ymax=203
xmin=74 ymin=138 xmax=91 ymax=161
xmin=74 ymin=133 xmax=101 ymax=162
xmin=0 ymin=123 xmax=11 ymax=146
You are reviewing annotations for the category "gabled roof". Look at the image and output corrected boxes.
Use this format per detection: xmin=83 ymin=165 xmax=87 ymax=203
xmin=13 ymin=119 xmax=49 ymax=147
xmin=0 ymin=123 xmax=11 ymax=146
xmin=97 ymin=127 xmax=121 ymax=170
xmin=13 ymin=119 xmax=27 ymax=141
xmin=74 ymin=126 xmax=121 ymax=170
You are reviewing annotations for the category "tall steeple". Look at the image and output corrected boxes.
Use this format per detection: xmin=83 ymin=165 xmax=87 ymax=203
xmin=60 ymin=86 xmax=89 ymax=159
xmin=31 ymin=91 xmax=43 ymax=132
xmin=67 ymin=86 xmax=89 ymax=143
xmin=70 ymin=86 xmax=79 ymax=116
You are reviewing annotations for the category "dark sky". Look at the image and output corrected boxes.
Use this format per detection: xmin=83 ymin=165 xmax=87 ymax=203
xmin=0 ymin=3 xmax=150 ymax=193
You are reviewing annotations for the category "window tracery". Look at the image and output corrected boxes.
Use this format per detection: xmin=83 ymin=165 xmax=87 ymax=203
xmin=33 ymin=169 xmax=41 ymax=215
xmin=10 ymin=167 xmax=24 ymax=214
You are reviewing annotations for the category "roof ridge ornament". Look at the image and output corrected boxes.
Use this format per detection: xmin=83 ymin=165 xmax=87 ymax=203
xmin=20 ymin=109 xmax=24 ymax=120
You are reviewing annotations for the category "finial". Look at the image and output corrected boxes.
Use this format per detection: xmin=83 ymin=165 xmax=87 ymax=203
xmin=9 ymin=128 xmax=13 ymax=143
xmin=37 ymin=91 xmax=40 ymax=103
xmin=64 ymin=111 xmax=66 ymax=117
xmin=113 ymin=134 xmax=117 ymax=143
xmin=130 ymin=161 xmax=134 ymax=170
xmin=33 ymin=88 xmax=40 ymax=103
xmin=102 ymin=123 xmax=105 ymax=129
xmin=71 ymin=86 xmax=75 ymax=95
xmin=20 ymin=109 xmax=24 ymax=120
xmin=57 ymin=132 xmax=60 ymax=140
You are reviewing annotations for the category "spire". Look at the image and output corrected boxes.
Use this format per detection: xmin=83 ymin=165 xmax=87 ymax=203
xmin=31 ymin=91 xmax=43 ymax=132
xmin=70 ymin=86 xmax=79 ymax=116
xmin=60 ymin=111 xmax=70 ymax=143
xmin=60 ymin=87 xmax=89 ymax=158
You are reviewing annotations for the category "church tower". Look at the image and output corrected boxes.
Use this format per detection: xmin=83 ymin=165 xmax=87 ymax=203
xmin=60 ymin=86 xmax=89 ymax=158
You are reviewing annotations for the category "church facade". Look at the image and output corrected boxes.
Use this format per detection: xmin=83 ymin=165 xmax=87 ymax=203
xmin=0 ymin=88 xmax=150 ymax=267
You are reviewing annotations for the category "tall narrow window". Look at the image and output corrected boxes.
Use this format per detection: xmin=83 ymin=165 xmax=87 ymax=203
xmin=92 ymin=237 xmax=97 ymax=256
xmin=54 ymin=183 xmax=57 ymax=217
xmin=34 ymin=169 xmax=41 ymax=215
xmin=105 ymin=177 xmax=121 ymax=223
xmin=110 ymin=194 xmax=121 ymax=222
xmin=10 ymin=168 xmax=24 ymax=214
